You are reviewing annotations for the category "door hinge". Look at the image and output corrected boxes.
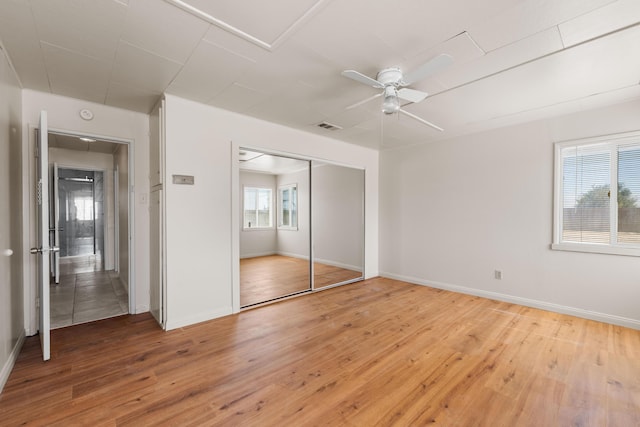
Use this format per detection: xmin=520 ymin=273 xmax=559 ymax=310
xmin=36 ymin=297 xmax=40 ymax=308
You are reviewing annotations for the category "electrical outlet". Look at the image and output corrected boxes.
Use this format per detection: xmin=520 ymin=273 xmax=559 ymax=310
xmin=494 ymin=270 xmax=503 ymax=280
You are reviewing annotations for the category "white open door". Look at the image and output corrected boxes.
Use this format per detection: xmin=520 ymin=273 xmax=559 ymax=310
xmin=149 ymin=189 xmax=163 ymax=325
xmin=31 ymin=111 xmax=53 ymax=361
xmin=52 ymin=162 xmax=60 ymax=284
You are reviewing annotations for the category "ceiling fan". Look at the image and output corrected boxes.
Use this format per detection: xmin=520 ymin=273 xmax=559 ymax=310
xmin=341 ymin=54 xmax=453 ymax=131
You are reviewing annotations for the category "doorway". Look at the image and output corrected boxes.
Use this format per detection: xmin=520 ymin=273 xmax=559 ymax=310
xmin=47 ymin=132 xmax=130 ymax=328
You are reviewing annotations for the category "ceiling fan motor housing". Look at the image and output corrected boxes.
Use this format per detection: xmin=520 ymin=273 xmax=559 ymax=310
xmin=376 ymin=68 xmax=404 ymax=86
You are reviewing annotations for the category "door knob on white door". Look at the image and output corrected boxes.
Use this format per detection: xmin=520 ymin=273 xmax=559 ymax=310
xmin=30 ymin=246 xmax=59 ymax=254
xmin=2 ymin=249 xmax=12 ymax=256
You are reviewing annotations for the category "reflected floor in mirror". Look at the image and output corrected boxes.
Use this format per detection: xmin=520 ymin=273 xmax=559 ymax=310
xmin=313 ymin=261 xmax=362 ymax=288
xmin=240 ymin=255 xmax=362 ymax=307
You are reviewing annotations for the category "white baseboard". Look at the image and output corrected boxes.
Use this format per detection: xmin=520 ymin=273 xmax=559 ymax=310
xmin=164 ymin=306 xmax=233 ymax=330
xmin=380 ymin=272 xmax=640 ymax=330
xmin=240 ymin=252 xmax=360 ymax=273
xmin=240 ymin=251 xmax=276 ymax=259
xmin=276 ymin=251 xmax=309 ymax=261
xmin=314 ymin=257 xmax=361 ymax=272
xmin=135 ymin=304 xmax=150 ymax=314
xmin=0 ymin=329 xmax=25 ymax=393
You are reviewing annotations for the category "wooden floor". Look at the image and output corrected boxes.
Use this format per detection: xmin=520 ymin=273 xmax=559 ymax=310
xmin=2 ymin=278 xmax=640 ymax=425
xmin=240 ymin=255 xmax=362 ymax=306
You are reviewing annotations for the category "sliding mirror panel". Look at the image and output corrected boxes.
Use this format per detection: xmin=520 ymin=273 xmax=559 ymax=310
xmin=312 ymin=162 xmax=364 ymax=289
xmin=239 ymin=149 xmax=311 ymax=307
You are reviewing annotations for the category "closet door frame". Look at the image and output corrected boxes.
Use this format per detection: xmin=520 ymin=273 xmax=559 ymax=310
xmin=231 ymin=143 xmax=365 ymax=313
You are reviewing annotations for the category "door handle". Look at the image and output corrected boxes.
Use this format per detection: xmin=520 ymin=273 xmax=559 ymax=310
xmin=29 ymin=246 xmax=60 ymax=255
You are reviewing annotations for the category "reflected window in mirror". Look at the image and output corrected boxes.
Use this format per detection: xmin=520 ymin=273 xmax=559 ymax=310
xmin=278 ymin=184 xmax=298 ymax=230
xmin=243 ymin=187 xmax=273 ymax=229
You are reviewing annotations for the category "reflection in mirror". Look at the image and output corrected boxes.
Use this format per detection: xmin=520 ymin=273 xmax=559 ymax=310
xmin=239 ymin=149 xmax=310 ymax=307
xmin=312 ymin=162 xmax=364 ymax=289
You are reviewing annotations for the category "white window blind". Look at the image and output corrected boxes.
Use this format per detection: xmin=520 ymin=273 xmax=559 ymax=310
xmin=561 ymin=144 xmax=610 ymax=244
xmin=278 ymin=184 xmax=297 ymax=229
xmin=243 ymin=187 xmax=272 ymax=229
xmin=554 ymin=132 xmax=640 ymax=256
xmin=617 ymin=144 xmax=640 ymax=244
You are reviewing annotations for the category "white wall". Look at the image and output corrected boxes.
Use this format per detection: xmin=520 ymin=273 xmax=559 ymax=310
xmin=163 ymin=94 xmax=379 ymax=328
xmin=380 ymin=98 xmax=640 ymax=329
xmin=22 ymin=90 xmax=150 ymax=334
xmin=0 ymin=44 xmax=23 ymax=392
xmin=49 ymin=147 xmax=116 ymax=270
xmin=276 ymin=168 xmax=310 ymax=259
xmin=239 ymin=171 xmax=277 ymax=258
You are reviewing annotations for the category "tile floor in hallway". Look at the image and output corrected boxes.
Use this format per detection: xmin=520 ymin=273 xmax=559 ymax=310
xmin=51 ymin=256 xmax=128 ymax=329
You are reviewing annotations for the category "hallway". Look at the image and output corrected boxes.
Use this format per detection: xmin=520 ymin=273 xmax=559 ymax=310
xmin=50 ymin=256 xmax=128 ymax=329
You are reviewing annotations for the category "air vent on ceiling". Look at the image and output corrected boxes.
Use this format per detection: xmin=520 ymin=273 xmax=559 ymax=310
xmin=316 ymin=121 xmax=343 ymax=131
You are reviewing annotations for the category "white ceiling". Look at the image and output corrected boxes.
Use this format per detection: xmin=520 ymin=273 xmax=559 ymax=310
xmin=49 ymin=132 xmax=122 ymax=154
xmin=1 ymin=0 xmax=639 ymax=150
xmin=239 ymin=150 xmax=309 ymax=175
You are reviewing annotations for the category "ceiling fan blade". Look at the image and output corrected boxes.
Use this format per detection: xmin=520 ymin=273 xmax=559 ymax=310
xmin=401 ymin=53 xmax=453 ymax=86
xmin=397 ymin=88 xmax=428 ymax=103
xmin=342 ymin=70 xmax=384 ymax=88
xmin=398 ymin=109 xmax=444 ymax=132
xmin=346 ymin=93 xmax=382 ymax=110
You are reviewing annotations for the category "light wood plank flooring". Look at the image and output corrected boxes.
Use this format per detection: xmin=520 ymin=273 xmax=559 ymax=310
xmin=240 ymin=255 xmax=362 ymax=306
xmin=2 ymin=278 xmax=640 ymax=425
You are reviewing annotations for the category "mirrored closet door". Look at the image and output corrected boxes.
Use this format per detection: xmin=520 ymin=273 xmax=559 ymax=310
xmin=311 ymin=162 xmax=364 ymax=289
xmin=239 ymin=150 xmax=311 ymax=307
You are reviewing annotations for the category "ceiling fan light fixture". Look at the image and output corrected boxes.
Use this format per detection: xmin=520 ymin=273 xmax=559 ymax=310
xmin=382 ymin=95 xmax=399 ymax=114
xmin=381 ymin=86 xmax=400 ymax=114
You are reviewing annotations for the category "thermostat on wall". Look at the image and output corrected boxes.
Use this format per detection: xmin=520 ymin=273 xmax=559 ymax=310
xmin=79 ymin=108 xmax=94 ymax=120
xmin=172 ymin=174 xmax=194 ymax=185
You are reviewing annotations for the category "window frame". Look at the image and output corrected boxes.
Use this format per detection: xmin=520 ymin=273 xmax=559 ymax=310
xmin=552 ymin=130 xmax=640 ymax=257
xmin=242 ymin=186 xmax=273 ymax=230
xmin=277 ymin=183 xmax=298 ymax=230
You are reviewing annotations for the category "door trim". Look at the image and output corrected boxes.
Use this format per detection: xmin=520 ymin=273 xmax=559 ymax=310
xmin=24 ymin=126 xmax=136 ymax=335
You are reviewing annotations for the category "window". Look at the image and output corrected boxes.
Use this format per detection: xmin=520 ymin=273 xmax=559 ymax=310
xmin=553 ymin=131 xmax=640 ymax=256
xmin=74 ymin=196 xmax=94 ymax=221
xmin=278 ymin=184 xmax=298 ymax=229
xmin=243 ymin=187 xmax=272 ymax=229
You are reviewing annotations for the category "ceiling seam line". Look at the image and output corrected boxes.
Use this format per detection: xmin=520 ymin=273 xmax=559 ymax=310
xmin=430 ymin=21 xmax=640 ymax=99
xmin=162 ymin=0 xmax=272 ymax=50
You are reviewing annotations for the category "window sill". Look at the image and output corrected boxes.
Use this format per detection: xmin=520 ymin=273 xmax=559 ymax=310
xmin=277 ymin=226 xmax=298 ymax=231
xmin=242 ymin=227 xmax=274 ymax=231
xmin=551 ymin=242 xmax=640 ymax=257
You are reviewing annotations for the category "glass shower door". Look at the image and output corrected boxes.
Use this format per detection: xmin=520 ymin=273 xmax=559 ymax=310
xmin=57 ymin=169 xmax=104 ymax=259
